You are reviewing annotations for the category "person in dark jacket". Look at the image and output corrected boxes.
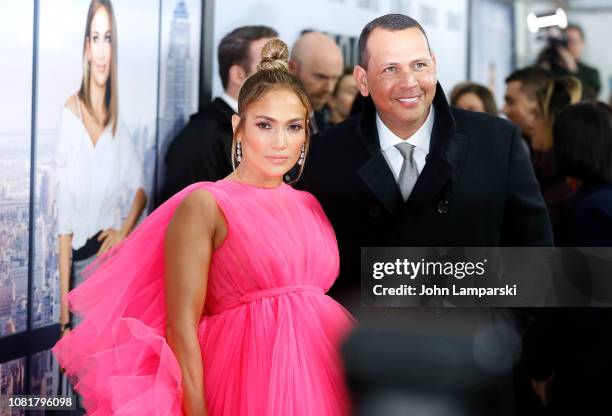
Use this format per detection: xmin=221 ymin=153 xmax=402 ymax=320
xmin=299 ymin=15 xmax=553 ymax=306
xmin=503 ymin=68 xmax=582 ymax=242
xmin=554 ymin=101 xmax=612 ymax=245
xmin=526 ymin=102 xmax=612 ymax=416
xmin=565 ymin=24 xmax=601 ymax=99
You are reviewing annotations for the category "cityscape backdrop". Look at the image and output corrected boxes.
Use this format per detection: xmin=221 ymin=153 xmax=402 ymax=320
xmin=0 ymin=0 xmax=201 ymax=408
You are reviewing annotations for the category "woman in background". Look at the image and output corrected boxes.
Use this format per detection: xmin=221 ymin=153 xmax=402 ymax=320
xmin=527 ymin=102 xmax=612 ymax=415
xmin=450 ymin=82 xmax=498 ymax=115
xmin=554 ymin=101 xmax=612 ymax=245
xmin=517 ymin=74 xmax=582 ymax=241
xmin=55 ymin=0 xmax=146 ymax=335
xmin=53 ymin=39 xmax=353 ymax=415
xmin=328 ymin=68 xmax=359 ymax=125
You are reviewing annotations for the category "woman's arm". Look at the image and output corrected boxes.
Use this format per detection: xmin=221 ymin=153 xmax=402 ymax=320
xmin=59 ymin=234 xmax=73 ymax=335
xmin=164 ymin=190 xmax=224 ymax=416
xmin=57 ymin=98 xmax=77 ymax=333
xmin=97 ymin=188 xmax=147 ymax=255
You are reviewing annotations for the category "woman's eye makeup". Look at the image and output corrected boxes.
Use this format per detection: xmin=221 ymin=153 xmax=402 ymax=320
xmin=256 ymin=122 xmax=272 ymax=129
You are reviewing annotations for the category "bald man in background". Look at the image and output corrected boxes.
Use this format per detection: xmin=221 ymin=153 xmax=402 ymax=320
xmin=289 ymin=31 xmax=344 ymax=132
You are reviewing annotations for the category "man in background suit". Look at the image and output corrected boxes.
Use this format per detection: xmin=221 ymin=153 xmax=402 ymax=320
xmin=299 ymin=14 xmax=552 ymax=306
xmin=160 ymin=25 xmax=278 ymax=203
xmin=289 ymin=31 xmax=343 ymax=133
xmin=564 ymin=23 xmax=601 ymax=99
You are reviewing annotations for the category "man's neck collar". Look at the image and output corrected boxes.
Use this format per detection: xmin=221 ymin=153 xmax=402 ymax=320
xmin=376 ymin=106 xmax=434 ymax=140
xmin=220 ymin=91 xmax=239 ymax=113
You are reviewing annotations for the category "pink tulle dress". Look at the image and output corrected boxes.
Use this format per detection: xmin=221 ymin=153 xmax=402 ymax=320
xmin=52 ymin=179 xmax=355 ymax=415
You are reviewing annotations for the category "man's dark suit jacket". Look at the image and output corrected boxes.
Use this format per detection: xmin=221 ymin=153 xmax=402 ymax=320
xmin=299 ymin=83 xmax=553 ymax=299
xmin=160 ymin=97 xmax=234 ymax=203
xmin=576 ymin=61 xmax=601 ymax=99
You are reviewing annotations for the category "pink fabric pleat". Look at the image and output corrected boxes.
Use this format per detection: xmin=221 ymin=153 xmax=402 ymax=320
xmin=53 ymin=180 xmax=354 ymax=415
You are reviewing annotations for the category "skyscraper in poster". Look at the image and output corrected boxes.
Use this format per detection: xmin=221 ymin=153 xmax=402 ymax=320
xmin=157 ymin=0 xmax=194 ymax=197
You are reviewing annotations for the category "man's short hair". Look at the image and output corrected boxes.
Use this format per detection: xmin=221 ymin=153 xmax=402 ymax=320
xmin=505 ymin=67 xmax=552 ymax=101
xmin=218 ymin=25 xmax=278 ymax=89
xmin=566 ymin=23 xmax=585 ymax=40
xmin=358 ymin=14 xmax=430 ymax=69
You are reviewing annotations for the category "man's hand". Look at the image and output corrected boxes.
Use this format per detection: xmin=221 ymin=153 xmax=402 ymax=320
xmin=557 ymin=46 xmax=578 ymax=72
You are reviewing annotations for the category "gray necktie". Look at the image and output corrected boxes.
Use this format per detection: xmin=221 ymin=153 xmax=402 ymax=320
xmin=395 ymin=142 xmax=418 ymax=200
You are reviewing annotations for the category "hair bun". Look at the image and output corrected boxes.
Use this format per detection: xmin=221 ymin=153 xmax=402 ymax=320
xmin=257 ymin=38 xmax=289 ymax=72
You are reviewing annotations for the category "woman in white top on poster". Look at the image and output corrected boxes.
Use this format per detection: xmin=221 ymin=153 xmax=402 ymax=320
xmin=55 ymin=0 xmax=146 ymax=336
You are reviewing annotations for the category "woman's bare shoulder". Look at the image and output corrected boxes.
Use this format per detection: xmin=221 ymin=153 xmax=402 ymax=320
xmin=172 ymin=189 xmax=222 ymax=230
xmin=64 ymin=95 xmax=80 ymax=118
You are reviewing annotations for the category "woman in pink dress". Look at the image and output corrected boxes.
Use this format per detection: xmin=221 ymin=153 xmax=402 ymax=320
xmin=53 ymin=38 xmax=354 ymax=415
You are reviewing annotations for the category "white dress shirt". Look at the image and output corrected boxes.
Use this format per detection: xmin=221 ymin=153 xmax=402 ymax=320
xmin=220 ymin=92 xmax=239 ymax=113
xmin=377 ymin=106 xmax=435 ymax=181
xmin=55 ymin=107 xmax=145 ymax=250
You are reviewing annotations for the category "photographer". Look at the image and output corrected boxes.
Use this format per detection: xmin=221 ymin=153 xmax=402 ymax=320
xmin=537 ymin=25 xmax=601 ymax=100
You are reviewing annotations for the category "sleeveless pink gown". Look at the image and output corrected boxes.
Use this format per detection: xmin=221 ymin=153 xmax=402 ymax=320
xmin=52 ymin=179 xmax=354 ymax=415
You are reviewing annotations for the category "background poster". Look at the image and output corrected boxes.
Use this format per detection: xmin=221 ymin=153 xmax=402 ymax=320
xmin=0 ymin=0 xmax=207 ymax=400
xmin=0 ymin=0 xmax=33 ymax=339
xmin=469 ymin=0 xmax=514 ymax=108
xmin=32 ymin=0 xmax=161 ymax=333
xmin=156 ymin=0 xmax=202 ymax=202
xmin=0 ymin=0 xmax=204 ymax=369
xmin=0 ymin=1 xmax=33 ymax=403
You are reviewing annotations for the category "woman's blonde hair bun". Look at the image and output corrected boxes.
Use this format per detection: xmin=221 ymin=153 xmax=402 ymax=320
xmin=257 ymin=38 xmax=290 ymax=72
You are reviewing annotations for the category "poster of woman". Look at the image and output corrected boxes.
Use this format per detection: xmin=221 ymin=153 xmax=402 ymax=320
xmin=54 ymin=0 xmax=148 ymax=334
xmin=33 ymin=0 xmax=160 ymax=333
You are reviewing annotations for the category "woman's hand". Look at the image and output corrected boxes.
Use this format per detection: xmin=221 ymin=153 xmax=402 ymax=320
xmin=60 ymin=325 xmax=71 ymax=338
xmin=97 ymin=188 xmax=147 ymax=256
xmin=97 ymin=228 xmax=126 ymax=255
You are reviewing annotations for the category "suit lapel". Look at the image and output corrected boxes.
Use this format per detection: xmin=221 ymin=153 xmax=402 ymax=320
xmin=445 ymin=132 xmax=469 ymax=189
xmin=357 ymin=153 xmax=404 ymax=214
xmin=357 ymin=98 xmax=404 ymax=214
xmin=407 ymin=132 xmax=468 ymax=206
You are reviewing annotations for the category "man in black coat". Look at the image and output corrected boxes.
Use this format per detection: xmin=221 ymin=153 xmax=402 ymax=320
xmin=298 ymin=15 xmax=553 ymax=414
xmin=160 ymin=26 xmax=278 ymax=203
xmin=565 ymin=24 xmax=601 ymax=99
xmin=299 ymin=14 xmax=553 ymax=305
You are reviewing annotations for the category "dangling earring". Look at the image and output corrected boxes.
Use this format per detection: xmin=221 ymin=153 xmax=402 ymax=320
xmin=297 ymin=144 xmax=305 ymax=165
xmin=236 ymin=141 xmax=242 ymax=163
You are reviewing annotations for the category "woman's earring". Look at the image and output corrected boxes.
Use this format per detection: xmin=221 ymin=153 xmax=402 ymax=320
xmin=297 ymin=144 xmax=305 ymax=166
xmin=236 ymin=141 xmax=242 ymax=163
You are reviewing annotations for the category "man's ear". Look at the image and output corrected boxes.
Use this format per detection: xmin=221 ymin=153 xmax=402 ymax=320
xmin=229 ymin=64 xmax=247 ymax=88
xmin=353 ymin=65 xmax=370 ymax=97
xmin=288 ymin=58 xmax=299 ymax=76
xmin=530 ymin=99 xmax=543 ymax=122
xmin=231 ymin=114 xmax=241 ymax=136
xmin=431 ymin=52 xmax=438 ymax=76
